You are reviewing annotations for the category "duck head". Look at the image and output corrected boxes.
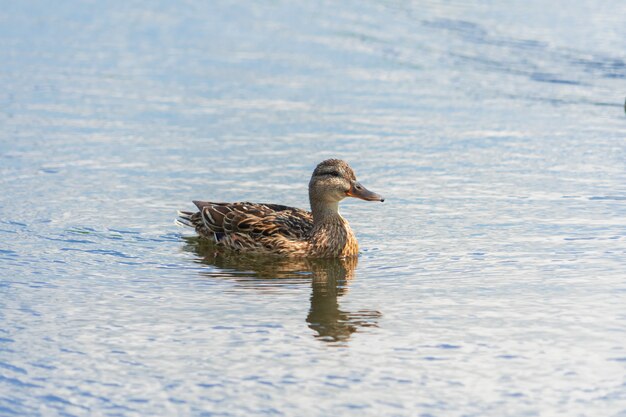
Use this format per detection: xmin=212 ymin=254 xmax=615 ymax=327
xmin=308 ymin=159 xmax=384 ymax=208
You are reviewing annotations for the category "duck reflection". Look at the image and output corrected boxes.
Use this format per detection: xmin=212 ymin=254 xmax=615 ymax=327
xmin=183 ymin=237 xmax=381 ymax=343
xmin=306 ymin=257 xmax=381 ymax=342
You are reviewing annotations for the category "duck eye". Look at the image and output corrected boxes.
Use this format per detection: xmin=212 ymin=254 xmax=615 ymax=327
xmin=326 ymin=171 xmax=341 ymax=177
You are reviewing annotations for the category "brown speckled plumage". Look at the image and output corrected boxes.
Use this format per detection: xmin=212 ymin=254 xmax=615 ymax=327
xmin=177 ymin=159 xmax=383 ymax=258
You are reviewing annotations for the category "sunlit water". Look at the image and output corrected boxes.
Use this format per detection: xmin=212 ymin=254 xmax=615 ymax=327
xmin=1 ymin=1 xmax=626 ymax=416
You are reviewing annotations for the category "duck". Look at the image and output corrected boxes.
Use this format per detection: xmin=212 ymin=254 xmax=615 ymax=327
xmin=177 ymin=159 xmax=384 ymax=258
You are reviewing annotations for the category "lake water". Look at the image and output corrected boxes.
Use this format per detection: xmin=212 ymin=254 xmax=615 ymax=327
xmin=1 ymin=1 xmax=625 ymax=416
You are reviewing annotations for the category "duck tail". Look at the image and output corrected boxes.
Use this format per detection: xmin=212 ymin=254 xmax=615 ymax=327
xmin=176 ymin=209 xmax=216 ymax=240
xmin=175 ymin=210 xmax=196 ymax=228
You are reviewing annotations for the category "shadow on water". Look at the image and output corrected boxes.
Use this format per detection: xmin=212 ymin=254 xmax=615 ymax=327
xmin=182 ymin=237 xmax=381 ymax=343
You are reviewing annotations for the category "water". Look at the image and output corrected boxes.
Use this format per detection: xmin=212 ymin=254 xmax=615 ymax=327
xmin=1 ymin=0 xmax=625 ymax=416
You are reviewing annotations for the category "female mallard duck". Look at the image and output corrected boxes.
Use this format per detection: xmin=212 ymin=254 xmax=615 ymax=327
xmin=177 ymin=159 xmax=384 ymax=258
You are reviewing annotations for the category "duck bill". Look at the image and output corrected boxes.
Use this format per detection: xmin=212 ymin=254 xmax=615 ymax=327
xmin=347 ymin=182 xmax=385 ymax=202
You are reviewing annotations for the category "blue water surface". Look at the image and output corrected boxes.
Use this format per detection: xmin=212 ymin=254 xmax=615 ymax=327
xmin=1 ymin=1 xmax=625 ymax=416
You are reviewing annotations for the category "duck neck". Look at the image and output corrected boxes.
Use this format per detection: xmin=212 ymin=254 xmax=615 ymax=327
xmin=310 ymin=199 xmax=342 ymax=227
xmin=308 ymin=197 xmax=358 ymax=257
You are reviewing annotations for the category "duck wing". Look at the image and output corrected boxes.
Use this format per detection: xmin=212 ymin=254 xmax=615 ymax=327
xmin=193 ymin=201 xmax=313 ymax=240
